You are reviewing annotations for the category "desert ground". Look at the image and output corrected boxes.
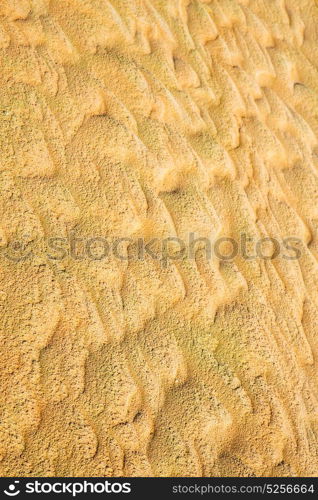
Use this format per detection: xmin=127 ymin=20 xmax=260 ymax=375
xmin=0 ymin=0 xmax=318 ymax=477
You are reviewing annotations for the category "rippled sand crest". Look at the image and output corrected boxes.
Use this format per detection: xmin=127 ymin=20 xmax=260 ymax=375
xmin=0 ymin=0 xmax=318 ymax=477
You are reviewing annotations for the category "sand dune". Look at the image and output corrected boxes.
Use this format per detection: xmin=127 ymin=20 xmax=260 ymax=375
xmin=0 ymin=0 xmax=318 ymax=477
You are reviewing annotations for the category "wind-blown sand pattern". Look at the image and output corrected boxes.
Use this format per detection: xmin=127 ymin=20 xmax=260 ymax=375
xmin=0 ymin=0 xmax=318 ymax=477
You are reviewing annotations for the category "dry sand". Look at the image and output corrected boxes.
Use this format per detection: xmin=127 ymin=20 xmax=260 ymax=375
xmin=0 ymin=0 xmax=318 ymax=477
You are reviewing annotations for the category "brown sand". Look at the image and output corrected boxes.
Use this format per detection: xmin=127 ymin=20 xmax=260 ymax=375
xmin=0 ymin=0 xmax=318 ymax=477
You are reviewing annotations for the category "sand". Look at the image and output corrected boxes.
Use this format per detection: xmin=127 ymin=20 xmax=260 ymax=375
xmin=0 ymin=0 xmax=318 ymax=477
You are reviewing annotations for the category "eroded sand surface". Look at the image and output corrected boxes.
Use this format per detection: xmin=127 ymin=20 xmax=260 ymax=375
xmin=0 ymin=0 xmax=318 ymax=477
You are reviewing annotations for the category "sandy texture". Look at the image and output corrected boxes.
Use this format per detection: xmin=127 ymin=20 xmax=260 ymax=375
xmin=0 ymin=0 xmax=318 ymax=477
